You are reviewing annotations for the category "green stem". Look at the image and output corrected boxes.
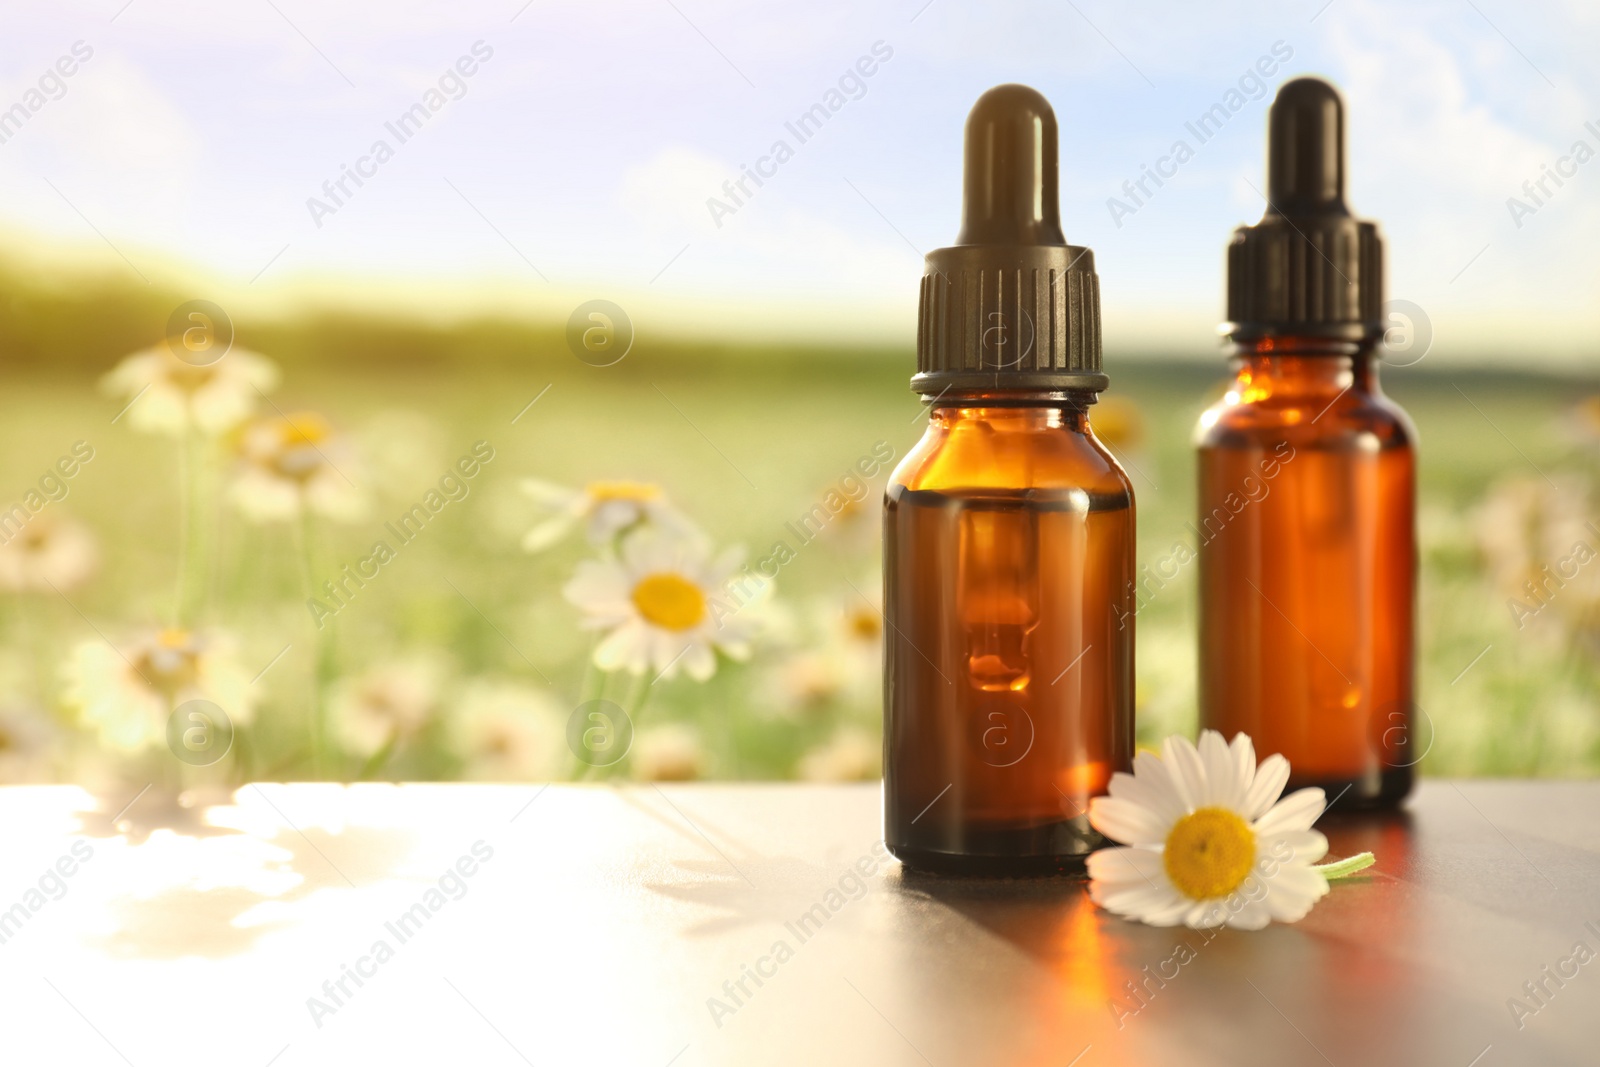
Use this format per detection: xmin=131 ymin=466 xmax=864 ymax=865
xmin=159 ymin=700 xmax=184 ymax=795
xmin=16 ymin=593 xmax=46 ymax=709
xmin=578 ymin=638 xmax=604 ymax=704
xmin=182 ymin=427 xmax=214 ymax=626
xmin=1314 ymin=852 xmax=1376 ymax=880
xmin=174 ymin=427 xmax=192 ymax=625
xmin=622 ymin=668 xmax=651 ymax=720
xmin=295 ymin=508 xmax=330 ymax=779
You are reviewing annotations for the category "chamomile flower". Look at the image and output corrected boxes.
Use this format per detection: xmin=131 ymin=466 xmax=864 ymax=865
xmin=770 ymin=591 xmax=882 ymax=715
xmin=454 ymin=679 xmax=566 ymax=781
xmin=630 ymin=724 xmax=705 ymax=781
xmin=1087 ymin=731 xmax=1371 ymax=930
xmin=1565 ymin=394 xmax=1600 ymax=451
xmin=796 ymin=726 xmax=881 ymax=782
xmin=0 ymin=703 xmax=59 ymax=782
xmin=1473 ymin=474 xmax=1600 ymax=642
xmin=229 ymin=410 xmax=367 ymax=523
xmin=562 ymin=529 xmax=760 ymax=681
xmin=521 ymin=478 xmax=694 ymax=552
xmin=0 ymin=513 xmax=98 ymax=593
xmin=332 ymin=657 xmax=448 ymax=754
xmin=770 ymin=651 xmax=847 ymax=715
xmin=101 ymin=344 xmax=279 ymax=438
xmin=62 ymin=628 xmax=254 ymax=754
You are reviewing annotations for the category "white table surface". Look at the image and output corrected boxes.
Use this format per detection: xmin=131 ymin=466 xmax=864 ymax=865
xmin=1 ymin=780 xmax=1597 ymax=1066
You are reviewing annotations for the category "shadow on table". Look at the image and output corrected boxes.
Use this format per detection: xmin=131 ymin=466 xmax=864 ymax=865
xmin=74 ymin=784 xmax=242 ymax=845
xmin=72 ymin=784 xmax=419 ymax=960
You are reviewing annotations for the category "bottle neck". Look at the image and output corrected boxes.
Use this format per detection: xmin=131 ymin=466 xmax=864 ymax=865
xmin=925 ymin=389 xmax=1097 ymax=432
xmin=1225 ymin=337 xmax=1382 ymax=398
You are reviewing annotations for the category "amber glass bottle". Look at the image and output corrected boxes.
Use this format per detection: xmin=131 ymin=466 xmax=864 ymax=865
xmin=1197 ymin=78 xmax=1417 ymax=808
xmin=884 ymin=85 xmax=1135 ymax=874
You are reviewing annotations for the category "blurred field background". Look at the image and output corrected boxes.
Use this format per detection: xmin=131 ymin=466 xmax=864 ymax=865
xmin=4 ymin=0 xmax=1600 ymax=786
xmin=1 ymin=252 xmax=1597 ymax=786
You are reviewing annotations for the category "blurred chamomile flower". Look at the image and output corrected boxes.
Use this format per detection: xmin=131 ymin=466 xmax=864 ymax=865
xmin=1473 ymin=474 xmax=1600 ymax=642
xmin=521 ymin=478 xmax=694 ymax=552
xmin=1564 ymin=394 xmax=1600 ymax=450
xmin=332 ymin=656 xmax=449 ymax=755
xmin=769 ymin=587 xmax=883 ymax=714
xmin=62 ymin=627 xmax=254 ymax=754
xmin=630 ymin=723 xmax=704 ymax=781
xmin=0 ymin=512 xmax=98 ymax=593
xmin=101 ymin=345 xmax=279 ymax=438
xmin=454 ymin=679 xmax=566 ymax=781
xmin=0 ymin=703 xmax=60 ymax=782
xmin=796 ymin=726 xmax=881 ymax=782
xmin=229 ymin=410 xmax=367 ymax=523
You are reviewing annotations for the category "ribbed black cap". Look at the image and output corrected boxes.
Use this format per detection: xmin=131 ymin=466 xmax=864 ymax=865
xmin=1224 ymin=77 xmax=1384 ymax=343
xmin=914 ymin=84 xmax=1106 ymax=395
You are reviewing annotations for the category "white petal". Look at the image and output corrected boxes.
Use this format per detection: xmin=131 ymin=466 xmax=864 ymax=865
xmin=705 ymin=544 xmax=746 ymax=584
xmin=521 ymin=479 xmax=579 ymax=507
xmin=1222 ymin=899 xmax=1274 ymax=931
xmin=1242 ymin=753 xmax=1291 ymax=819
xmin=1254 ymin=787 xmax=1326 ymax=836
xmin=712 ymin=632 xmax=753 ymax=661
xmin=522 ymin=515 xmax=576 ymax=552
xmin=1106 ymin=769 xmax=1185 ymax=827
xmin=1088 ymin=797 xmax=1172 ymax=848
xmin=649 ymin=631 xmax=690 ymax=677
xmin=1161 ymin=735 xmax=1207 ymax=810
xmin=1263 ymin=830 xmax=1330 ymax=864
xmin=1229 ymin=732 xmax=1257 ymax=786
xmin=1262 ymin=865 xmax=1330 ymax=922
xmin=1128 ymin=751 xmax=1189 ymax=817
xmin=593 ymin=622 xmax=649 ymax=674
xmin=1183 ymin=900 xmax=1232 ymax=929
xmin=1094 ymin=881 xmax=1192 ymax=926
xmin=192 ymin=383 xmax=257 ymax=435
xmin=1086 ymin=844 xmax=1166 ymax=879
xmin=588 ymin=500 xmax=643 ymax=542
xmin=648 ymin=503 xmax=702 ymax=539
xmin=1088 ymin=848 xmax=1193 ymax=925
xmin=305 ymin=472 xmax=367 ymax=522
xmin=562 ymin=560 xmax=632 ymax=614
xmin=230 ymin=471 xmax=301 ymax=522
xmin=1198 ymin=729 xmax=1244 ymax=810
xmin=681 ymin=641 xmax=716 ymax=682
xmin=620 ymin=528 xmax=674 ymax=573
xmin=130 ymin=383 xmax=189 ymax=436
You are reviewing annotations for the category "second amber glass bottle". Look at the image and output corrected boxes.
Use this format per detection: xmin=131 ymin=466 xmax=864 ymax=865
xmin=1197 ymin=78 xmax=1417 ymax=807
xmin=884 ymin=85 xmax=1135 ymax=874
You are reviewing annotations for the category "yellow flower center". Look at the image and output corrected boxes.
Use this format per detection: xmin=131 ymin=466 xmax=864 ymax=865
xmin=266 ymin=412 xmax=334 ymax=482
xmin=280 ymin=412 xmax=331 ymax=447
xmin=845 ymin=606 xmax=882 ymax=641
xmin=18 ymin=523 xmax=52 ymax=551
xmin=135 ymin=628 xmax=202 ymax=697
xmin=1578 ymin=394 xmax=1600 ymax=431
xmin=586 ymin=480 xmax=661 ymax=504
xmin=1163 ymin=807 xmax=1257 ymax=900
xmin=165 ymin=359 xmax=219 ymax=392
xmin=632 ymin=572 xmax=706 ymax=631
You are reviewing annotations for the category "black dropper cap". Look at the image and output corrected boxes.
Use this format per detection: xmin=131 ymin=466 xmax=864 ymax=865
xmin=1224 ymin=77 xmax=1384 ymax=343
xmin=914 ymin=84 xmax=1105 ymax=396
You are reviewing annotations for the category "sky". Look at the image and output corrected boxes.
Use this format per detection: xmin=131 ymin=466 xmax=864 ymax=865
xmin=1 ymin=0 xmax=1597 ymax=364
